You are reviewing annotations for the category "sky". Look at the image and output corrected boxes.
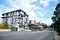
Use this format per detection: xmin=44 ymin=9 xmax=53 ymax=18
xmin=0 ymin=0 xmax=60 ymax=25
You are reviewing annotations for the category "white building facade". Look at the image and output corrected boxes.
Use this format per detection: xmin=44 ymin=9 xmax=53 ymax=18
xmin=2 ymin=9 xmax=28 ymax=31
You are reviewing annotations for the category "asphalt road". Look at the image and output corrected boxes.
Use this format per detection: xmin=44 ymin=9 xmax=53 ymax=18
xmin=0 ymin=29 xmax=54 ymax=40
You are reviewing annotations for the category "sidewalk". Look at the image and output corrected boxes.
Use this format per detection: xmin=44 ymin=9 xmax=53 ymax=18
xmin=54 ymin=31 xmax=60 ymax=40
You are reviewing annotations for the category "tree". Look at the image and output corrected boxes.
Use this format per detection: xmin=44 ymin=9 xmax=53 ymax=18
xmin=40 ymin=23 xmax=48 ymax=29
xmin=51 ymin=3 xmax=60 ymax=35
xmin=0 ymin=23 xmax=2 ymax=28
xmin=4 ymin=22 xmax=9 ymax=29
xmin=0 ymin=21 xmax=9 ymax=29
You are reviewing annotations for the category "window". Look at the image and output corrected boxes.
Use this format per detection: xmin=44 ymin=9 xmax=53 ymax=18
xmin=19 ymin=25 xmax=23 ymax=28
xmin=20 ymin=11 xmax=24 ymax=15
xmin=21 ymin=15 xmax=23 ymax=17
xmin=18 ymin=14 xmax=20 ymax=16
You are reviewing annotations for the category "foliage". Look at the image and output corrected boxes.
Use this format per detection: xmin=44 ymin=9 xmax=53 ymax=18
xmin=28 ymin=23 xmax=48 ymax=30
xmin=0 ymin=22 xmax=9 ymax=29
xmin=11 ymin=26 xmax=17 ymax=31
xmin=29 ymin=25 xmax=40 ymax=30
xmin=40 ymin=23 xmax=48 ymax=29
xmin=4 ymin=22 xmax=9 ymax=29
xmin=0 ymin=21 xmax=17 ymax=31
xmin=51 ymin=3 xmax=60 ymax=35
xmin=0 ymin=21 xmax=13 ymax=29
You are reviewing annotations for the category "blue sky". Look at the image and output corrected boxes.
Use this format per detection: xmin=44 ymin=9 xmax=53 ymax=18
xmin=0 ymin=0 xmax=60 ymax=25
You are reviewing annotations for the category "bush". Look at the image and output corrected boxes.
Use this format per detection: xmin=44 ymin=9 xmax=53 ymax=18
xmin=11 ymin=27 xmax=17 ymax=31
xmin=0 ymin=22 xmax=9 ymax=29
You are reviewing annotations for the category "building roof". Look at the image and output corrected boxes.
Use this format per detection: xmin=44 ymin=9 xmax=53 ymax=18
xmin=2 ymin=9 xmax=28 ymax=17
xmin=2 ymin=9 xmax=27 ymax=15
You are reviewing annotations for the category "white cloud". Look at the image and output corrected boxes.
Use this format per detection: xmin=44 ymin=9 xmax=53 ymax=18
xmin=6 ymin=0 xmax=18 ymax=9
xmin=35 ymin=8 xmax=47 ymax=17
xmin=53 ymin=0 xmax=59 ymax=2
xmin=0 ymin=8 xmax=2 ymax=23
xmin=0 ymin=0 xmax=38 ymax=22
xmin=5 ymin=0 xmax=37 ymax=20
xmin=39 ymin=0 xmax=59 ymax=7
xmin=39 ymin=0 xmax=51 ymax=7
xmin=0 ymin=0 xmax=58 ymax=25
xmin=40 ymin=18 xmax=53 ymax=25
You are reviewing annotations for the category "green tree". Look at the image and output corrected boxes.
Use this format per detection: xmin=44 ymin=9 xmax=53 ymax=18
xmin=0 ymin=21 xmax=9 ymax=29
xmin=51 ymin=3 xmax=60 ymax=35
xmin=4 ymin=21 xmax=9 ymax=29
xmin=0 ymin=21 xmax=15 ymax=29
xmin=40 ymin=23 xmax=48 ymax=29
xmin=0 ymin=23 xmax=2 ymax=28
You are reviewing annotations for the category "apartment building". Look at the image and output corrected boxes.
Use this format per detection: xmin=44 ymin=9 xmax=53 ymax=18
xmin=2 ymin=9 xmax=28 ymax=31
xmin=29 ymin=20 xmax=36 ymax=25
xmin=28 ymin=20 xmax=43 ymax=30
xmin=28 ymin=20 xmax=36 ymax=29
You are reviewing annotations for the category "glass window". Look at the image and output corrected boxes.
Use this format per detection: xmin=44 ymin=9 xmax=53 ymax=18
xmin=20 ymin=11 xmax=24 ymax=15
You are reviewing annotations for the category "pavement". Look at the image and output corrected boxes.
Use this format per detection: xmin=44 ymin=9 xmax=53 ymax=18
xmin=54 ymin=31 xmax=60 ymax=40
xmin=0 ymin=29 xmax=54 ymax=40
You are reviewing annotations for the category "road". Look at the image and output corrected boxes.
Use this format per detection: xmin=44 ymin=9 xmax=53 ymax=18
xmin=0 ymin=29 xmax=54 ymax=40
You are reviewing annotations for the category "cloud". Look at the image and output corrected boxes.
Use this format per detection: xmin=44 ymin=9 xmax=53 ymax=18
xmin=0 ymin=0 xmax=37 ymax=21
xmin=0 ymin=8 xmax=2 ymax=23
xmin=39 ymin=0 xmax=51 ymax=7
xmin=0 ymin=12 xmax=2 ymax=19
xmin=39 ymin=0 xmax=59 ymax=7
xmin=40 ymin=18 xmax=53 ymax=25
xmin=0 ymin=0 xmax=59 ymax=25
xmin=33 ymin=7 xmax=47 ymax=17
xmin=5 ymin=0 xmax=37 ymax=20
